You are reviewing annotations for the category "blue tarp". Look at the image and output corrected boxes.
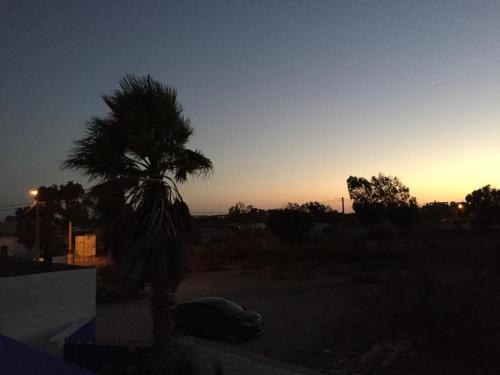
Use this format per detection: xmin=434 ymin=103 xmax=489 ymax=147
xmin=0 ymin=335 xmax=94 ymax=375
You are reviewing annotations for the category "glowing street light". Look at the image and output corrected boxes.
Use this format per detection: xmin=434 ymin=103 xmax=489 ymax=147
xmin=458 ymin=203 xmax=464 ymax=210
xmin=29 ymin=189 xmax=40 ymax=259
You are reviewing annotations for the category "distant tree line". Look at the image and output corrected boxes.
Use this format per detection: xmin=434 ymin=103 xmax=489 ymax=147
xmin=228 ymin=201 xmax=265 ymax=222
xmin=18 ymin=178 xmax=500 ymax=259
xmin=226 ymin=201 xmax=343 ymax=242
xmin=267 ymin=202 xmax=342 ymax=242
xmin=347 ymin=176 xmax=500 ymax=229
xmin=224 ymin=175 xmax=500 ymax=243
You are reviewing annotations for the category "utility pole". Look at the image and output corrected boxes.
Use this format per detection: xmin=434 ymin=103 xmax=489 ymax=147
xmin=68 ymin=220 xmax=73 ymax=264
xmin=34 ymin=201 xmax=40 ymax=259
xmin=30 ymin=189 xmax=40 ymax=260
xmin=341 ymin=197 xmax=345 ymax=214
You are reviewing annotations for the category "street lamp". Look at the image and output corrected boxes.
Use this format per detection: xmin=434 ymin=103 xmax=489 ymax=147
xmin=29 ymin=189 xmax=40 ymax=260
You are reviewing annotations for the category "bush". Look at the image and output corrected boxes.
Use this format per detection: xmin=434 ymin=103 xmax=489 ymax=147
xmin=187 ymin=231 xmax=274 ymax=271
xmin=267 ymin=205 xmax=312 ymax=243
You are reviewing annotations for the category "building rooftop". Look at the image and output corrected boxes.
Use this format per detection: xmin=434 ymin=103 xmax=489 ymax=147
xmin=0 ymin=256 xmax=85 ymax=278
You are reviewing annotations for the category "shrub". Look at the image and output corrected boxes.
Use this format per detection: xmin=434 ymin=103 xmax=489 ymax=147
xmin=267 ymin=204 xmax=312 ymax=243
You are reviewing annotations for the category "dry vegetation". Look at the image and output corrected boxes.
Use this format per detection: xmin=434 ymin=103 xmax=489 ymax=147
xmin=187 ymin=224 xmax=500 ymax=374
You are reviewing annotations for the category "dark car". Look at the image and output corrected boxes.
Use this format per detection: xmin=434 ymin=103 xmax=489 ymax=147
xmin=174 ymin=297 xmax=264 ymax=341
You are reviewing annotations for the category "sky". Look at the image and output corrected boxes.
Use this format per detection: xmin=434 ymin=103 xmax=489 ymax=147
xmin=1 ymin=0 xmax=500 ymax=216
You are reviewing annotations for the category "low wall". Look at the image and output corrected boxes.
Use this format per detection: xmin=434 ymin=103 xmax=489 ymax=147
xmin=0 ymin=268 xmax=96 ymax=356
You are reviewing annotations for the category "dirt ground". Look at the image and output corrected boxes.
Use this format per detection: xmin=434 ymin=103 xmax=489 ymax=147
xmin=98 ymin=266 xmax=409 ymax=373
xmin=190 ymin=268 xmax=390 ymax=371
xmin=97 ymin=229 xmax=500 ymax=374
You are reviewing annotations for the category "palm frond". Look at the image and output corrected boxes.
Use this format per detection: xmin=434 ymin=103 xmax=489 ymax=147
xmin=173 ymin=149 xmax=214 ymax=182
xmin=62 ymin=117 xmax=138 ymax=180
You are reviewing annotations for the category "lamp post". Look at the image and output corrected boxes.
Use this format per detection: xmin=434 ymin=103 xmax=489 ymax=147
xmin=68 ymin=220 xmax=74 ymax=264
xmin=457 ymin=202 xmax=465 ymax=218
xmin=29 ymin=189 xmax=40 ymax=259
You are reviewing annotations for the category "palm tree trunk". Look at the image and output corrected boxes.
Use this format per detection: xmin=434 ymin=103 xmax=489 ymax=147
xmin=150 ymin=277 xmax=176 ymax=372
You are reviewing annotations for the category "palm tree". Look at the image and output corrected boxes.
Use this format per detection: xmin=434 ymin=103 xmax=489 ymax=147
xmin=64 ymin=74 xmax=213 ymax=372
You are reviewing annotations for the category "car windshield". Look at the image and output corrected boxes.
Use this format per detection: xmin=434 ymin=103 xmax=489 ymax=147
xmin=214 ymin=300 xmax=244 ymax=315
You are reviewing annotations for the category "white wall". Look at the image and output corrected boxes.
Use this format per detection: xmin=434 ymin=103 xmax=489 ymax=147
xmin=0 ymin=268 xmax=96 ymax=356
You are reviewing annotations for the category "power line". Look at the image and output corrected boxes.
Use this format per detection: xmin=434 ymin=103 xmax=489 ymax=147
xmin=0 ymin=207 xmax=24 ymax=213
xmin=0 ymin=202 xmax=31 ymax=208
xmin=191 ymin=211 xmax=228 ymax=215
xmin=320 ymin=197 xmax=343 ymax=204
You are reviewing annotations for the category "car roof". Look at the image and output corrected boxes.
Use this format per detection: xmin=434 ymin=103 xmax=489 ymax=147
xmin=176 ymin=297 xmax=247 ymax=316
xmin=179 ymin=297 xmax=232 ymax=306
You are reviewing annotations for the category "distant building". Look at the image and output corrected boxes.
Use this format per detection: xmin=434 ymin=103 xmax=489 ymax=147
xmin=0 ymin=215 xmax=17 ymax=236
xmin=74 ymin=233 xmax=97 ymax=262
xmin=0 ymin=216 xmax=30 ymax=258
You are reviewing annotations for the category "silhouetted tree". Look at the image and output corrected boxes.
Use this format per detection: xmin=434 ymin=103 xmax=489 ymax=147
xmin=16 ymin=181 xmax=89 ymax=263
xmin=267 ymin=203 xmax=312 ymax=243
xmin=465 ymin=185 xmax=500 ymax=227
xmin=86 ymin=180 xmax=134 ymax=256
xmin=57 ymin=181 xmax=90 ymax=228
xmin=16 ymin=205 xmax=59 ymax=262
xmin=347 ymin=174 xmax=418 ymax=227
xmin=301 ymin=201 xmax=334 ymax=222
xmin=63 ymin=74 xmax=213 ymax=372
xmin=228 ymin=201 xmax=263 ymax=223
xmin=228 ymin=201 xmax=250 ymax=218
xmin=422 ymin=202 xmax=453 ymax=222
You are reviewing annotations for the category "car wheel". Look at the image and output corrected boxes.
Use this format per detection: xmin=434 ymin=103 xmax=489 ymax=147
xmin=175 ymin=324 xmax=187 ymax=337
